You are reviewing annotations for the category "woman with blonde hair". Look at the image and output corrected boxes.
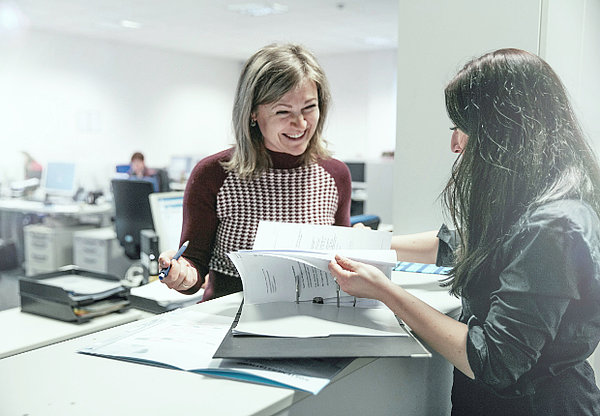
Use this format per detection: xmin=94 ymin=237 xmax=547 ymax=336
xmin=160 ymin=44 xmax=351 ymax=301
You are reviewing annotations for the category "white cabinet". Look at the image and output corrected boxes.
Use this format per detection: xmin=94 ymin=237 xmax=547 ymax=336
xmin=73 ymin=227 xmax=133 ymax=277
xmin=24 ymin=224 xmax=93 ymax=276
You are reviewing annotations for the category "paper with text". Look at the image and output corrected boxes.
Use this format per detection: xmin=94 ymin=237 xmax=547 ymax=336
xmin=229 ymin=249 xmax=396 ymax=305
xmin=253 ymin=221 xmax=392 ymax=250
xmin=79 ymin=307 xmax=348 ymax=394
xmin=227 ymin=222 xmax=401 ymax=338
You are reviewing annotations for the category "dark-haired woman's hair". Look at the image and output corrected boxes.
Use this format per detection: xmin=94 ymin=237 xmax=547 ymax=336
xmin=443 ymin=48 xmax=600 ymax=296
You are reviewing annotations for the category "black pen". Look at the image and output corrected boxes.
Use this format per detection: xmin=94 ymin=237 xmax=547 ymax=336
xmin=158 ymin=240 xmax=189 ymax=281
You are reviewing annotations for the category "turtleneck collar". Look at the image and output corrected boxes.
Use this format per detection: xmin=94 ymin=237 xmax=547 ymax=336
xmin=267 ymin=148 xmax=305 ymax=169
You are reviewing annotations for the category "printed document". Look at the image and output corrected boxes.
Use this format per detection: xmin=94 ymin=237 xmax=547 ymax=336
xmin=227 ymin=221 xmax=404 ymax=338
xmin=79 ymin=307 xmax=350 ymax=394
xmin=253 ymin=221 xmax=392 ymax=250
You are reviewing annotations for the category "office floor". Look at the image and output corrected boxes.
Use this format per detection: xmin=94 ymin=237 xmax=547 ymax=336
xmin=0 ymin=266 xmax=23 ymax=312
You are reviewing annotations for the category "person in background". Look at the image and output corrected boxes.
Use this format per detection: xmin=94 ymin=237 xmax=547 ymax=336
xmin=329 ymin=48 xmax=600 ymax=415
xmin=128 ymin=152 xmax=159 ymax=192
xmin=159 ymin=43 xmax=352 ymax=301
xmin=128 ymin=152 xmax=152 ymax=178
xmin=22 ymin=151 xmax=42 ymax=180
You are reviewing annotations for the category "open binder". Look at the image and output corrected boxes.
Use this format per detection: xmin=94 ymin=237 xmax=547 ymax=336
xmin=214 ymin=222 xmax=432 ymax=359
xmin=19 ymin=266 xmax=130 ymax=323
xmin=213 ymin=302 xmax=431 ymax=359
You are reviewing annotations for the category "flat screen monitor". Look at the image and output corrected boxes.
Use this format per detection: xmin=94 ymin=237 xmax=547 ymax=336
xmin=168 ymin=156 xmax=193 ymax=183
xmin=115 ymin=164 xmax=130 ymax=174
xmin=149 ymin=191 xmax=184 ymax=254
xmin=111 ymin=179 xmax=155 ymax=259
xmin=42 ymin=162 xmax=77 ymax=197
xmin=345 ymin=162 xmax=366 ymax=184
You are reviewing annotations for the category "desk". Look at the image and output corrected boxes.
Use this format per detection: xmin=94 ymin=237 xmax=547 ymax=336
xmin=0 ymin=198 xmax=113 ymax=216
xmin=0 ymin=198 xmax=113 ymax=266
xmin=0 ymin=272 xmax=461 ymax=416
xmin=0 ymin=307 xmax=151 ymax=359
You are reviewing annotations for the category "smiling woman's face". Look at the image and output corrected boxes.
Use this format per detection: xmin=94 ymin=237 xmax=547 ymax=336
xmin=252 ymin=79 xmax=319 ymax=156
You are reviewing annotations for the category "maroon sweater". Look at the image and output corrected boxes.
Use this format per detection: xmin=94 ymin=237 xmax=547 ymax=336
xmin=179 ymin=148 xmax=351 ymax=300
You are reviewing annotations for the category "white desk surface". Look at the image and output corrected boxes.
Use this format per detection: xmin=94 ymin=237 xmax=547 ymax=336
xmin=0 ymin=198 xmax=112 ymax=216
xmin=0 ymin=307 xmax=151 ymax=359
xmin=0 ymin=273 xmax=460 ymax=416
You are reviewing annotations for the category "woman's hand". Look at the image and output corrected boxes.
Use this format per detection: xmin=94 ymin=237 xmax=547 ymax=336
xmin=158 ymin=249 xmax=199 ymax=291
xmin=328 ymin=255 xmax=393 ymax=302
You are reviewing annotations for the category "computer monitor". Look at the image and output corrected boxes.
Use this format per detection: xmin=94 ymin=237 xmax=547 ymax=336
xmin=168 ymin=156 xmax=193 ymax=183
xmin=42 ymin=162 xmax=77 ymax=198
xmin=345 ymin=161 xmax=366 ymax=185
xmin=111 ymin=179 xmax=155 ymax=260
xmin=149 ymin=191 xmax=184 ymax=254
xmin=115 ymin=164 xmax=130 ymax=174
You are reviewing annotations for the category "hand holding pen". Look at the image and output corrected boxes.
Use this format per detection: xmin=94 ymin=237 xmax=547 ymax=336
xmin=159 ymin=240 xmax=189 ymax=281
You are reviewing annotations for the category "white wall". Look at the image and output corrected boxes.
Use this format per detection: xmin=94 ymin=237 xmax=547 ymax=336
xmin=393 ymin=0 xmax=541 ymax=233
xmin=0 ymin=30 xmax=240 ymax=194
xmin=393 ymin=0 xmax=600 ymax=234
xmin=320 ymin=50 xmax=397 ymax=222
xmin=0 ymin=30 xmax=397 ymax=199
xmin=541 ymin=0 xmax=600 ymax=154
xmin=320 ymin=50 xmax=397 ymax=161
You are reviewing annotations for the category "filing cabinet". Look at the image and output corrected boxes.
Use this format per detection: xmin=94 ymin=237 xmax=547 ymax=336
xmin=24 ymin=224 xmax=93 ymax=276
xmin=73 ymin=227 xmax=133 ymax=277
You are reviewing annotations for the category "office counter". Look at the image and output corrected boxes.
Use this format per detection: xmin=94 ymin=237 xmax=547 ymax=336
xmin=0 ymin=306 xmax=149 ymax=359
xmin=0 ymin=274 xmax=461 ymax=415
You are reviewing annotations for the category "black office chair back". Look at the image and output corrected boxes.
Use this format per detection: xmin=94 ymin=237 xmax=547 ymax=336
xmin=111 ymin=179 xmax=155 ymax=259
xmin=154 ymin=168 xmax=171 ymax=192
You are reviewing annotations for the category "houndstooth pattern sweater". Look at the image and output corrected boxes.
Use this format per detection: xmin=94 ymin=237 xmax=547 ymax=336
xmin=179 ymin=147 xmax=351 ymax=300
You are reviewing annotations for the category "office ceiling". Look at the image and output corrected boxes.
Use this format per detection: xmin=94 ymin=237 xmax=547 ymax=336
xmin=5 ymin=0 xmax=398 ymax=60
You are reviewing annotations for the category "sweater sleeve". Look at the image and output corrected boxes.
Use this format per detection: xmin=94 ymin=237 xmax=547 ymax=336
xmin=319 ymin=157 xmax=352 ymax=226
xmin=178 ymin=150 xmax=229 ymax=294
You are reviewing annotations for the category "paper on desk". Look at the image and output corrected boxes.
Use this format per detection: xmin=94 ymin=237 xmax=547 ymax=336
xmin=253 ymin=221 xmax=392 ymax=250
xmin=79 ymin=307 xmax=348 ymax=394
xmin=233 ymin=302 xmax=408 ymax=338
xmin=129 ymin=280 xmax=204 ymax=307
xmin=41 ymin=275 xmax=124 ymax=297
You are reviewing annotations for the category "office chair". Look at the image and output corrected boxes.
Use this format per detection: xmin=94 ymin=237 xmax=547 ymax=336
xmin=153 ymin=168 xmax=171 ymax=192
xmin=111 ymin=179 xmax=155 ymax=260
xmin=350 ymin=214 xmax=381 ymax=230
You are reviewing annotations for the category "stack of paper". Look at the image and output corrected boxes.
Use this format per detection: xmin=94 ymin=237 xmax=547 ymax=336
xmin=129 ymin=280 xmax=204 ymax=313
xmin=227 ymin=221 xmax=404 ymax=338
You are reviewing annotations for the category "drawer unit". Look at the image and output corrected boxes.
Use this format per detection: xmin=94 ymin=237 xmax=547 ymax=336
xmin=73 ymin=227 xmax=131 ymax=277
xmin=24 ymin=224 xmax=93 ymax=276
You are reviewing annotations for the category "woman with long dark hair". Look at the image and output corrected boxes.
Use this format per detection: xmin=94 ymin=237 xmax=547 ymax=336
xmin=329 ymin=48 xmax=600 ymax=415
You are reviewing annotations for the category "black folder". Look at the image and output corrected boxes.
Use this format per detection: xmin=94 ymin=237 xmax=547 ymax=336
xmin=213 ymin=303 xmax=431 ymax=359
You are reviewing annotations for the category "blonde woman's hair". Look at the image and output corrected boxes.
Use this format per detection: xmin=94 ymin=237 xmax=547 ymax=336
xmin=223 ymin=43 xmax=331 ymax=178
